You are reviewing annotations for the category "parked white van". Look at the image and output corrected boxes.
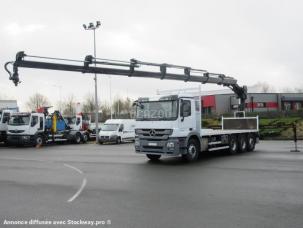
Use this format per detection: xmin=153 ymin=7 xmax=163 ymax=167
xmin=98 ymin=119 xmax=136 ymax=144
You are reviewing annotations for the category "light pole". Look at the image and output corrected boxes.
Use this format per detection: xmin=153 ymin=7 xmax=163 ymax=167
xmin=83 ymin=21 xmax=101 ymax=143
xmin=109 ymin=76 xmax=113 ymax=119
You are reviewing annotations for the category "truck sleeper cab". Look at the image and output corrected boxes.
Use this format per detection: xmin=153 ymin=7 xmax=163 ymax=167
xmin=98 ymin=119 xmax=135 ymax=144
xmin=134 ymin=95 xmax=259 ymax=162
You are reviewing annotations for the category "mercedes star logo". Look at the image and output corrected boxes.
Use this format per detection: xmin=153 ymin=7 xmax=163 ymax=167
xmin=149 ymin=129 xmax=156 ymax=137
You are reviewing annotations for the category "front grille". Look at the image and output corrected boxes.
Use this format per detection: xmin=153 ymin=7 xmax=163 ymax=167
xmin=136 ymin=129 xmax=172 ymax=140
xmin=101 ymin=136 xmax=109 ymax=140
xmin=8 ymin=130 xmax=25 ymax=133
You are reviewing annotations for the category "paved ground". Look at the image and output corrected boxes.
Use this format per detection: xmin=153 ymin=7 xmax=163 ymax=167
xmin=0 ymin=141 xmax=303 ymax=228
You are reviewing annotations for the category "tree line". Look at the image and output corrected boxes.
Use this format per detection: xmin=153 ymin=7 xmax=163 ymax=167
xmin=26 ymin=93 xmax=135 ymax=122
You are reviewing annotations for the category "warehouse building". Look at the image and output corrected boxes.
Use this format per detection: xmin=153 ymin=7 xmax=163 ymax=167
xmin=202 ymin=93 xmax=303 ymax=115
xmin=0 ymin=100 xmax=19 ymax=111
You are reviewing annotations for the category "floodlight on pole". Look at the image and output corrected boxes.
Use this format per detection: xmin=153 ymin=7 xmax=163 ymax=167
xmin=83 ymin=20 xmax=101 ymax=143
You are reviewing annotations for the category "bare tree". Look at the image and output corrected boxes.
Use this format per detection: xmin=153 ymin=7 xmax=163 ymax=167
xmin=295 ymin=88 xmax=303 ymax=93
xmin=26 ymin=93 xmax=50 ymax=111
xmin=100 ymin=102 xmax=111 ymax=122
xmin=112 ymin=96 xmax=134 ymax=118
xmin=82 ymin=94 xmax=96 ymax=114
xmin=62 ymin=95 xmax=76 ymax=116
xmin=252 ymin=82 xmax=275 ymax=93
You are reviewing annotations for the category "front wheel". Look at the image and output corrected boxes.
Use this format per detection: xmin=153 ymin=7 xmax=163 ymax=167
xmin=146 ymin=154 xmax=161 ymax=161
xmin=35 ymin=135 xmax=44 ymax=147
xmin=182 ymin=138 xmax=200 ymax=162
xmin=74 ymin=133 xmax=81 ymax=144
xmin=116 ymin=137 xmax=121 ymax=144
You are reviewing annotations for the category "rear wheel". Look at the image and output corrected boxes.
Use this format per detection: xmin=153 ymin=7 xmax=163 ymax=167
xmin=238 ymin=134 xmax=247 ymax=153
xmin=82 ymin=134 xmax=88 ymax=143
xmin=228 ymin=135 xmax=238 ymax=154
xmin=146 ymin=154 xmax=161 ymax=161
xmin=182 ymin=138 xmax=200 ymax=162
xmin=247 ymin=134 xmax=256 ymax=152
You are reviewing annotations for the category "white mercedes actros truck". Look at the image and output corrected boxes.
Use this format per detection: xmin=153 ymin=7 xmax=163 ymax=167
xmin=5 ymin=51 xmax=259 ymax=159
xmin=134 ymin=93 xmax=259 ymax=161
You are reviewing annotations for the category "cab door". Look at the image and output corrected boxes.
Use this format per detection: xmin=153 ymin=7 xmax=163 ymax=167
xmin=179 ymin=99 xmax=195 ymax=134
xmin=29 ymin=115 xmax=39 ymax=135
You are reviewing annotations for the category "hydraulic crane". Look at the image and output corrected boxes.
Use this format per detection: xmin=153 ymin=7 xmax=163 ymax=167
xmin=4 ymin=51 xmax=247 ymax=110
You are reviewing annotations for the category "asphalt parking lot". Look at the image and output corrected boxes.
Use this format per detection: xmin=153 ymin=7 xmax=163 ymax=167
xmin=0 ymin=141 xmax=303 ymax=228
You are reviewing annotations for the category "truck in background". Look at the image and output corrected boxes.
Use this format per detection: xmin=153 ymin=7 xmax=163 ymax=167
xmin=134 ymin=94 xmax=259 ymax=161
xmin=7 ymin=108 xmax=88 ymax=146
xmin=98 ymin=119 xmax=136 ymax=144
xmin=0 ymin=109 xmax=15 ymax=144
xmin=64 ymin=113 xmax=90 ymax=142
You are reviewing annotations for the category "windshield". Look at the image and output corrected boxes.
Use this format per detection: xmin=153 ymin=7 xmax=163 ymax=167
xmin=64 ymin=117 xmax=76 ymax=125
xmin=102 ymin=124 xmax=119 ymax=131
xmin=136 ymin=100 xmax=178 ymax=121
xmin=0 ymin=112 xmax=2 ymax=121
xmin=8 ymin=115 xmax=30 ymax=126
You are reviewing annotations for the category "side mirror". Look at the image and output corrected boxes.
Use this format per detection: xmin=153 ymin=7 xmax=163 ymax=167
xmin=76 ymin=118 xmax=81 ymax=125
xmin=180 ymin=101 xmax=185 ymax=122
xmin=31 ymin=120 xmax=37 ymax=127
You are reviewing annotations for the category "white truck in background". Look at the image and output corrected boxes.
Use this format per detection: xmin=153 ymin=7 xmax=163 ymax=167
xmin=98 ymin=119 xmax=136 ymax=144
xmin=0 ymin=109 xmax=14 ymax=144
xmin=134 ymin=94 xmax=259 ymax=161
xmin=7 ymin=110 xmax=88 ymax=146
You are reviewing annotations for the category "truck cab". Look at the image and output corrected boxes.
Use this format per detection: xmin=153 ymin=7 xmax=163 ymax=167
xmin=7 ymin=112 xmax=45 ymax=145
xmin=98 ymin=119 xmax=136 ymax=144
xmin=134 ymin=94 xmax=259 ymax=162
xmin=0 ymin=110 xmax=13 ymax=143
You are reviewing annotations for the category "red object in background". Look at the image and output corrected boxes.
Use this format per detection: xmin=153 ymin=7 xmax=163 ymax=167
xmin=202 ymin=96 xmax=216 ymax=107
xmin=36 ymin=107 xmax=46 ymax=113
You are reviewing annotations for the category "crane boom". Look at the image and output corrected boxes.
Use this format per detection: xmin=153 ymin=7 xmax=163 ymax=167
xmin=4 ymin=51 xmax=247 ymax=110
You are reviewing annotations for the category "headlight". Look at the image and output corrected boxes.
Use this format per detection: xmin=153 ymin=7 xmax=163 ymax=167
xmin=135 ymin=139 xmax=140 ymax=146
xmin=166 ymin=142 xmax=175 ymax=148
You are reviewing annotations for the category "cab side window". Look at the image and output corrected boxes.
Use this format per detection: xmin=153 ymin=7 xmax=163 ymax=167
xmin=2 ymin=113 xmax=10 ymax=123
xmin=39 ymin=117 xmax=44 ymax=130
xmin=31 ymin=116 xmax=38 ymax=127
xmin=182 ymin=100 xmax=191 ymax=117
xmin=119 ymin=124 xmax=124 ymax=132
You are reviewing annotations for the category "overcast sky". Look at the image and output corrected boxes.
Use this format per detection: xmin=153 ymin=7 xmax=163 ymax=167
xmin=1 ymin=0 xmax=302 ymax=110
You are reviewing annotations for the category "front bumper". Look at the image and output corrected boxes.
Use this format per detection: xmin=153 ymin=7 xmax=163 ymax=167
xmin=0 ymin=131 xmax=7 ymax=142
xmin=135 ymin=137 xmax=187 ymax=156
xmin=98 ymin=135 xmax=118 ymax=143
xmin=7 ymin=135 xmax=35 ymax=145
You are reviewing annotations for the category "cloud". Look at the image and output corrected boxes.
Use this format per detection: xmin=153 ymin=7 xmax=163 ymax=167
xmin=4 ymin=22 xmax=46 ymax=36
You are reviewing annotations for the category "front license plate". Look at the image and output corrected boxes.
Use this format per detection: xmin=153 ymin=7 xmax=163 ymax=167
xmin=148 ymin=142 xmax=158 ymax=146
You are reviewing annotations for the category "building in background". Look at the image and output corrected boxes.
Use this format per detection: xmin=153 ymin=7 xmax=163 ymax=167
xmin=202 ymin=93 xmax=303 ymax=115
xmin=0 ymin=100 xmax=19 ymax=112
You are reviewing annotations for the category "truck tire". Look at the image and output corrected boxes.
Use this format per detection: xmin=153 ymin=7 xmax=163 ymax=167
xmin=75 ymin=133 xmax=81 ymax=144
xmin=35 ymin=135 xmax=44 ymax=147
xmin=228 ymin=135 xmax=238 ymax=154
xmin=238 ymin=134 xmax=247 ymax=153
xmin=182 ymin=138 xmax=200 ymax=162
xmin=146 ymin=154 xmax=161 ymax=161
xmin=247 ymin=134 xmax=256 ymax=152
xmin=116 ymin=137 xmax=121 ymax=144
xmin=82 ymin=134 xmax=88 ymax=143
